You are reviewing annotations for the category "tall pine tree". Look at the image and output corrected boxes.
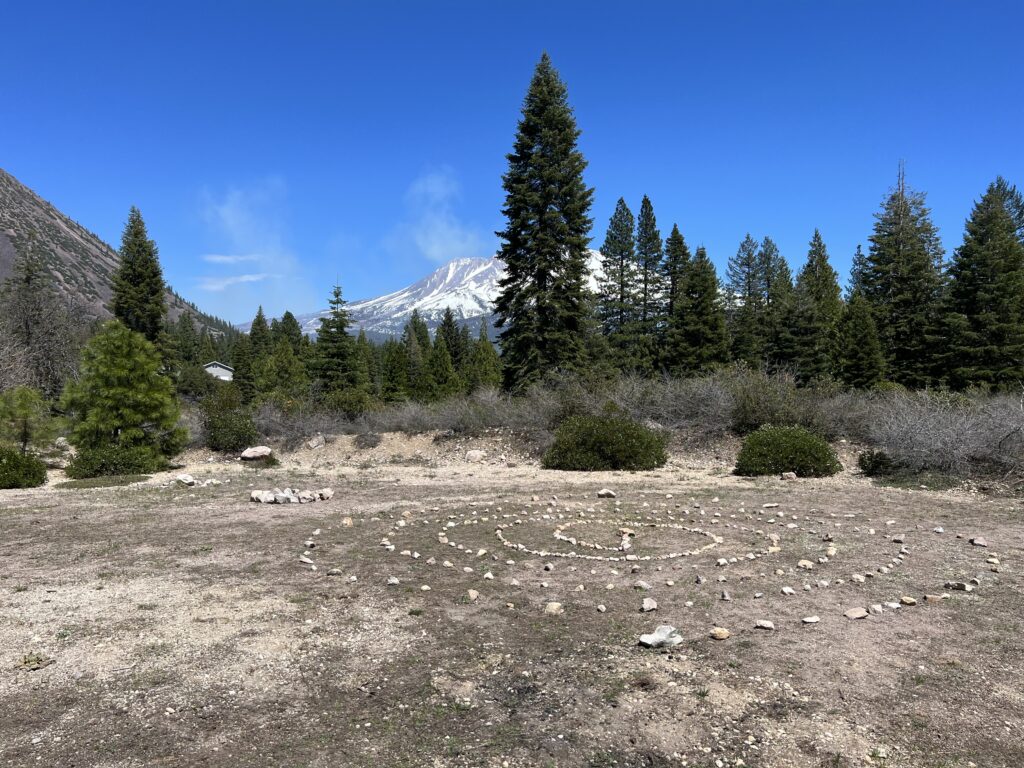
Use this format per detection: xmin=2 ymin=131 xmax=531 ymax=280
xmin=665 ymin=246 xmax=728 ymax=374
xmin=111 ymin=207 xmax=167 ymax=346
xmin=943 ymin=178 xmax=1024 ymax=389
xmin=726 ymin=234 xmax=766 ymax=366
xmin=863 ymin=165 xmax=945 ymax=387
xmin=661 ymin=224 xmax=691 ymax=326
xmin=314 ymin=285 xmax=356 ymax=393
xmin=835 ymin=290 xmax=885 ymax=389
xmin=249 ymin=307 xmax=272 ymax=363
xmin=596 ymin=198 xmax=639 ymax=346
xmin=758 ymin=237 xmax=797 ymax=372
xmin=494 ymin=53 xmax=594 ymax=390
xmin=791 ymin=230 xmax=843 ymax=383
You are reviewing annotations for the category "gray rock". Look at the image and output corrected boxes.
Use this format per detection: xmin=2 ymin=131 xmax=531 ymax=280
xmin=844 ymin=607 xmax=869 ymax=619
xmin=306 ymin=434 xmax=326 ymax=450
xmin=755 ymin=620 xmax=775 ymax=630
xmin=641 ymin=597 xmax=658 ymax=612
xmin=597 ymin=488 xmax=616 ymax=498
xmin=318 ymin=488 xmax=334 ymax=500
xmin=465 ymin=449 xmax=486 ymax=463
xmin=969 ymin=536 xmax=988 ymax=547
xmin=176 ymin=474 xmax=196 ymax=487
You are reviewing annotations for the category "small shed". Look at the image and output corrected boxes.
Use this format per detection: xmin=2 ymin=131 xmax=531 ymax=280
xmin=203 ymin=361 xmax=234 ymax=381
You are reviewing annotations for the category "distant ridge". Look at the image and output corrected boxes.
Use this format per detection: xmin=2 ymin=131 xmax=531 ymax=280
xmin=0 ymin=168 xmax=234 ymax=334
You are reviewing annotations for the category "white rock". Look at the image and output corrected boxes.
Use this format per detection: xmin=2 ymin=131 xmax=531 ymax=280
xmin=176 ymin=474 xmax=196 ymax=487
xmin=241 ymin=446 xmax=272 ymax=460
xmin=597 ymin=489 xmax=616 ymax=498
xmin=639 ymin=625 xmax=683 ymax=648
xmin=641 ymin=598 xmax=658 ymax=612
xmin=465 ymin=450 xmax=486 ymax=463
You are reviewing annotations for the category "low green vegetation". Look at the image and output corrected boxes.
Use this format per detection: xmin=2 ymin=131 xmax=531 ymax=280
xmin=734 ymin=425 xmax=841 ymax=478
xmin=55 ymin=474 xmax=151 ymax=489
xmin=542 ymin=412 xmax=667 ymax=471
xmin=0 ymin=444 xmax=47 ymax=489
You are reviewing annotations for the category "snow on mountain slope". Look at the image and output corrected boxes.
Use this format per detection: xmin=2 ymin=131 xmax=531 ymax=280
xmin=249 ymin=250 xmax=603 ymax=341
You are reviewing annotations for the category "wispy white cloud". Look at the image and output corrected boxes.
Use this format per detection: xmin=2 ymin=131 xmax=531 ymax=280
xmin=201 ymin=253 xmax=262 ymax=264
xmin=198 ymin=273 xmax=275 ymax=292
xmin=387 ymin=167 xmax=489 ymax=263
xmin=196 ymin=178 xmax=314 ymax=320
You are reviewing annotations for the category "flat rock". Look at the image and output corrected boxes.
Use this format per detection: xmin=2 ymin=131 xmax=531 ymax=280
xmin=543 ymin=602 xmax=564 ymax=615
xmin=709 ymin=627 xmax=731 ymax=640
xmin=176 ymin=474 xmax=196 ymax=487
xmin=900 ymin=596 xmax=918 ymax=606
xmin=969 ymin=536 xmax=988 ymax=547
xmin=844 ymin=607 xmax=869 ymax=620
xmin=597 ymin=488 xmax=616 ymax=498
xmin=641 ymin=597 xmax=658 ymax=612
xmin=755 ymin=620 xmax=775 ymax=630
xmin=802 ymin=616 xmax=820 ymax=624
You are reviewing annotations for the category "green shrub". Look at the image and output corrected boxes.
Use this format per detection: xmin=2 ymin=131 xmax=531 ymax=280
xmin=857 ymin=449 xmax=898 ymax=477
xmin=200 ymin=385 xmax=258 ymax=452
xmin=322 ymin=388 xmax=379 ymax=419
xmin=0 ymin=444 xmax=47 ymax=489
xmin=734 ymin=425 xmax=841 ymax=478
xmin=542 ymin=414 xmax=668 ymax=471
xmin=66 ymin=445 xmax=165 ymax=479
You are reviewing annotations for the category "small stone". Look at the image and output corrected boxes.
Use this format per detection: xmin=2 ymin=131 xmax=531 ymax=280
xmin=851 ymin=574 xmax=866 ymax=583
xmin=844 ymin=607 xmax=869 ymax=620
xmin=802 ymin=616 xmax=820 ymax=624
xmin=969 ymin=537 xmax=988 ymax=547
xmin=900 ymin=596 xmax=918 ymax=606
xmin=781 ymin=586 xmax=796 ymax=596
xmin=318 ymin=488 xmax=334 ymax=501
xmin=327 ymin=568 xmax=342 ymax=576
xmin=869 ymin=604 xmax=884 ymax=615
xmin=387 ymin=576 xmax=400 ymax=585
xmin=467 ymin=589 xmax=480 ymax=602
xmin=797 ymin=559 xmax=814 ymax=570
xmin=720 ymin=590 xmax=731 ymax=602
xmin=596 ymin=604 xmax=607 ymax=612
xmin=634 ymin=580 xmax=652 ymax=591
xmin=641 ymin=597 xmax=658 ymax=612
xmin=709 ymin=627 xmax=731 ymax=640
xmin=176 ymin=474 xmax=196 ymax=487
xmin=465 ymin=449 xmax=486 ymax=463
xmin=781 ymin=472 xmax=797 ymax=481
xmin=420 ymin=585 xmax=431 ymax=591
xmin=543 ymin=602 xmax=564 ymax=616
xmin=597 ymin=488 xmax=616 ymax=498
xmin=755 ymin=620 xmax=775 ymax=630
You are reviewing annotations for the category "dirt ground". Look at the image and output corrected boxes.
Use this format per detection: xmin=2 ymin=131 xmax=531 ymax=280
xmin=1 ymin=433 xmax=1022 ymax=768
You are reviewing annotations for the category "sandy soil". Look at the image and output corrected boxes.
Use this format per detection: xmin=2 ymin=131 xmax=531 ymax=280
xmin=1 ymin=434 xmax=1022 ymax=768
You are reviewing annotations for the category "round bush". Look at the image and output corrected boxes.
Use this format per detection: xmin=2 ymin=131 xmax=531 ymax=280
xmin=65 ymin=445 xmax=165 ymax=479
xmin=734 ymin=425 xmax=841 ymax=478
xmin=857 ymin=449 xmax=898 ymax=477
xmin=0 ymin=445 xmax=47 ymax=489
xmin=542 ymin=414 xmax=668 ymax=471
xmin=200 ymin=385 xmax=259 ymax=452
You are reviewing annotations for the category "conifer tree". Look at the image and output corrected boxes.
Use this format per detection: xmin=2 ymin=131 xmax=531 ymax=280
xmin=175 ymin=314 xmax=200 ymax=365
xmin=494 ymin=53 xmax=594 ymax=390
xmin=406 ymin=309 xmax=432 ymax=353
xmin=428 ymin=335 xmax=461 ymax=398
xmin=661 ymin=224 xmax=691 ymax=324
xmin=792 ymin=230 xmax=843 ymax=383
xmin=402 ymin=323 xmax=431 ymax=401
xmin=275 ymin=311 xmax=304 ymax=354
xmin=354 ymin=329 xmax=376 ymax=394
xmin=61 ymin=321 xmax=185 ymax=461
xmin=863 ymin=166 xmax=945 ymax=387
xmin=596 ymin=199 xmax=637 ymax=333
xmin=466 ymin=320 xmax=503 ymax=391
xmin=437 ymin=308 xmax=468 ymax=372
xmin=257 ymin=339 xmax=309 ymax=405
xmin=835 ymin=291 xmax=885 ymax=389
xmin=759 ymin=237 xmax=797 ymax=372
xmin=848 ymin=244 xmax=869 ymax=296
xmin=249 ymin=307 xmax=272 ymax=362
xmin=230 ymin=334 xmax=256 ymax=403
xmin=199 ymin=332 xmax=217 ymax=365
xmin=0 ymin=386 xmax=57 ymax=454
xmin=632 ymin=195 xmax=663 ymax=373
xmin=380 ymin=339 xmax=408 ymax=401
xmin=665 ymin=246 xmax=728 ymax=374
xmin=0 ymin=239 xmax=82 ymax=399
xmin=726 ymin=234 xmax=765 ymax=366
xmin=313 ymin=285 xmax=356 ymax=393
xmin=943 ymin=178 xmax=1024 ymax=389
xmin=111 ymin=207 xmax=167 ymax=345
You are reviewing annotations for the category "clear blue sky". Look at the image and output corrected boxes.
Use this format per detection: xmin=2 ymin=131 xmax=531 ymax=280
xmin=2 ymin=1 xmax=1022 ymax=322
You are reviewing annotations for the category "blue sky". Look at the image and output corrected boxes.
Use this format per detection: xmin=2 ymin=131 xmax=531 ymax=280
xmin=2 ymin=1 xmax=1022 ymax=322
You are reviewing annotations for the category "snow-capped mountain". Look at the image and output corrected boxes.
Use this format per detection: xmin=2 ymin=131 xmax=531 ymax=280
xmin=246 ymin=251 xmax=603 ymax=341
